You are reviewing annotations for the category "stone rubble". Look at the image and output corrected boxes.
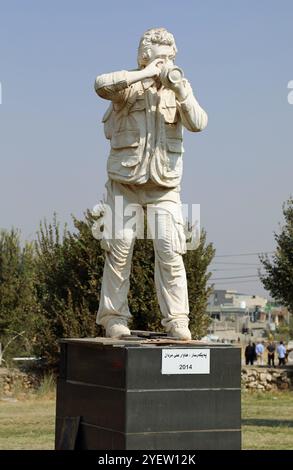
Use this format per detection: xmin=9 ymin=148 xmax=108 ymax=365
xmin=242 ymin=366 xmax=292 ymax=391
xmin=0 ymin=368 xmax=40 ymax=397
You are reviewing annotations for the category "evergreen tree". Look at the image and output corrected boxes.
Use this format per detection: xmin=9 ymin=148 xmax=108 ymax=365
xmin=33 ymin=212 xmax=104 ymax=369
xmin=129 ymin=228 xmax=215 ymax=337
xmin=260 ymin=198 xmax=293 ymax=313
xmin=0 ymin=210 xmax=214 ymax=369
xmin=184 ymin=230 xmax=215 ymax=338
xmin=129 ymin=237 xmax=161 ymax=331
xmin=0 ymin=229 xmax=39 ymax=361
xmin=34 ymin=212 xmax=215 ymax=368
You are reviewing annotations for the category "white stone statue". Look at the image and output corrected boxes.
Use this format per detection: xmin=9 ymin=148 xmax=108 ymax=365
xmin=93 ymin=28 xmax=208 ymax=339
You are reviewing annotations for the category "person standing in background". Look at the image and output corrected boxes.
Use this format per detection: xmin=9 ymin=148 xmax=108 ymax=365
xmin=267 ymin=340 xmax=276 ymax=367
xmin=255 ymin=340 xmax=265 ymax=366
xmin=277 ymin=341 xmax=286 ymax=366
xmin=245 ymin=341 xmax=256 ymax=365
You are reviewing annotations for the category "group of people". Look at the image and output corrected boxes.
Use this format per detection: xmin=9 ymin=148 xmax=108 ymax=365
xmin=245 ymin=340 xmax=287 ymax=367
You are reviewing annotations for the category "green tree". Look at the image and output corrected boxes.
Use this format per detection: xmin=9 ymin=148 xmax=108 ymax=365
xmin=33 ymin=212 xmax=104 ymax=369
xmin=129 ymin=229 xmax=215 ymax=338
xmin=0 ymin=229 xmax=39 ymax=362
xmin=0 ymin=210 xmax=215 ymax=370
xmin=185 ymin=230 xmax=215 ymax=338
xmin=260 ymin=198 xmax=293 ymax=314
xmin=129 ymin=237 xmax=162 ymax=332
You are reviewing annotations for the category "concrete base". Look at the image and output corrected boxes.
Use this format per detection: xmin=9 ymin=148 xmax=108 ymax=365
xmin=55 ymin=335 xmax=241 ymax=450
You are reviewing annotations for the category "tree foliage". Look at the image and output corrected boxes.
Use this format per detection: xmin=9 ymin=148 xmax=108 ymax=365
xmin=0 ymin=229 xmax=39 ymax=361
xmin=184 ymin=230 xmax=215 ymax=338
xmin=129 ymin=230 xmax=215 ymax=337
xmin=0 ymin=212 xmax=215 ymax=370
xmin=260 ymin=198 xmax=293 ymax=313
xmin=33 ymin=212 xmax=104 ymax=369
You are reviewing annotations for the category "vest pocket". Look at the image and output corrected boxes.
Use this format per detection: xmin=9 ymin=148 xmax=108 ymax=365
xmin=161 ymin=93 xmax=178 ymax=123
xmin=162 ymin=105 xmax=178 ymax=124
xmin=110 ymin=129 xmax=141 ymax=168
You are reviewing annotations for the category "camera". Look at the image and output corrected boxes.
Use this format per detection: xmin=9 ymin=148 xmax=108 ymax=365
xmin=160 ymin=64 xmax=184 ymax=86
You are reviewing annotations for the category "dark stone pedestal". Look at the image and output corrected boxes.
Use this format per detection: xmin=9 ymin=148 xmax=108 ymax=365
xmin=55 ymin=337 xmax=241 ymax=450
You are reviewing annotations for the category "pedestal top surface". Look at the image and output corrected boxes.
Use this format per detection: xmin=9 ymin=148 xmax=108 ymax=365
xmin=60 ymin=335 xmax=239 ymax=349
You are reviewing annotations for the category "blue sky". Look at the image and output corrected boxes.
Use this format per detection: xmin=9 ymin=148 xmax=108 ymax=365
xmin=0 ymin=0 xmax=292 ymax=297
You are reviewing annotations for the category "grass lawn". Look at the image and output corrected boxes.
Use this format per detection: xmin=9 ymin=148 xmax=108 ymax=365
xmin=242 ymin=391 xmax=293 ymax=450
xmin=0 ymin=398 xmax=55 ymax=450
xmin=0 ymin=391 xmax=292 ymax=449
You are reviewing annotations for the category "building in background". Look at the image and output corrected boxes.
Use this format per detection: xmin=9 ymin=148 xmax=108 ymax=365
xmin=206 ymin=289 xmax=289 ymax=342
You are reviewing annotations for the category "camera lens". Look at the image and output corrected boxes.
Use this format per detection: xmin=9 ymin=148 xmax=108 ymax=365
xmin=167 ymin=66 xmax=183 ymax=84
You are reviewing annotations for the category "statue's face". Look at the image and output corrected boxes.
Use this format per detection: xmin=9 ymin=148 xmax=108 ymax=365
xmin=147 ymin=44 xmax=175 ymax=66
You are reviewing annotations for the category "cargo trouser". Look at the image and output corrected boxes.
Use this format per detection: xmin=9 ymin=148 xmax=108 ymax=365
xmin=96 ymin=179 xmax=189 ymax=331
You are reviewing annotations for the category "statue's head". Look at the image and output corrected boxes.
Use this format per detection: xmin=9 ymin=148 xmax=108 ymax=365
xmin=137 ymin=28 xmax=177 ymax=68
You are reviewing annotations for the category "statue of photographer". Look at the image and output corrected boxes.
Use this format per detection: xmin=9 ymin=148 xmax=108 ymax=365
xmin=94 ymin=28 xmax=208 ymax=340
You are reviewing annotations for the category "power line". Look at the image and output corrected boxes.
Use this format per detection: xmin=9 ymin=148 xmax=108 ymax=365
xmin=210 ymin=275 xmax=259 ymax=281
xmin=214 ymin=252 xmax=273 ymax=258
xmin=211 ymin=262 xmax=261 ymax=266
xmin=211 ymin=268 xmax=259 ymax=272
xmin=208 ymin=279 xmax=263 ymax=285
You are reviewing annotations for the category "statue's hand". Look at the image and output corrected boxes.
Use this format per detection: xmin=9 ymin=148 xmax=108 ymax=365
xmin=143 ymin=58 xmax=164 ymax=79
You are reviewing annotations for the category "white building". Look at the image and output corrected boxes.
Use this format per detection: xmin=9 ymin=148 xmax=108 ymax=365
xmin=208 ymin=289 xmax=267 ymax=311
xmin=207 ymin=289 xmax=269 ymax=338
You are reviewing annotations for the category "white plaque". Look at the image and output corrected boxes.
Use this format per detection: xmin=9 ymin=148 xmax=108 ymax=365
xmin=161 ymin=349 xmax=210 ymax=375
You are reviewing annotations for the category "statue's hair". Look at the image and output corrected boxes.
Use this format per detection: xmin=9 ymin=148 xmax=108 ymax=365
xmin=137 ymin=28 xmax=177 ymax=68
